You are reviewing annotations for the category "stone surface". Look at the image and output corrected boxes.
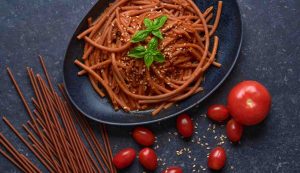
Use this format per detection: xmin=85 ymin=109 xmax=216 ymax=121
xmin=0 ymin=0 xmax=299 ymax=172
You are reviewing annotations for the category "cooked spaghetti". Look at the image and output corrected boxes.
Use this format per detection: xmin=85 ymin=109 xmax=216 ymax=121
xmin=75 ymin=0 xmax=223 ymax=115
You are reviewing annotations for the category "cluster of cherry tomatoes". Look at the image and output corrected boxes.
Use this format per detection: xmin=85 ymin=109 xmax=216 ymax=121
xmin=112 ymin=126 xmax=161 ymax=171
xmin=112 ymin=81 xmax=271 ymax=172
xmin=112 ymin=125 xmax=184 ymax=172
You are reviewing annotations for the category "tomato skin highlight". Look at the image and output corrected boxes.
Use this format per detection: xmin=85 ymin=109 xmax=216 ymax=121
xmin=227 ymin=81 xmax=271 ymax=126
xmin=207 ymin=104 xmax=229 ymax=122
xmin=226 ymin=119 xmax=243 ymax=142
xmin=112 ymin=148 xmax=136 ymax=169
xmin=162 ymin=166 xmax=183 ymax=173
xmin=139 ymin=148 xmax=158 ymax=171
xmin=207 ymin=147 xmax=226 ymax=170
xmin=176 ymin=114 xmax=194 ymax=138
xmin=132 ymin=127 xmax=155 ymax=146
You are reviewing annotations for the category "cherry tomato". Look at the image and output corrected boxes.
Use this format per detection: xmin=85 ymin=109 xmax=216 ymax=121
xmin=207 ymin=104 xmax=229 ymax=122
xmin=176 ymin=114 xmax=194 ymax=138
xmin=138 ymin=148 xmax=158 ymax=171
xmin=132 ymin=127 xmax=155 ymax=146
xmin=227 ymin=81 xmax=271 ymax=126
xmin=207 ymin=147 xmax=226 ymax=170
xmin=226 ymin=119 xmax=243 ymax=142
xmin=112 ymin=148 xmax=136 ymax=169
xmin=162 ymin=166 xmax=183 ymax=173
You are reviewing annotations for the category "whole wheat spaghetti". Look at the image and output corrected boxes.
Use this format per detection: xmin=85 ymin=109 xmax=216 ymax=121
xmin=75 ymin=0 xmax=223 ymax=115
xmin=1 ymin=57 xmax=116 ymax=173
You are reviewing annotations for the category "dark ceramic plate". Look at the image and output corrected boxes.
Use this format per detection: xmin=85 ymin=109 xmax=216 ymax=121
xmin=63 ymin=0 xmax=242 ymax=125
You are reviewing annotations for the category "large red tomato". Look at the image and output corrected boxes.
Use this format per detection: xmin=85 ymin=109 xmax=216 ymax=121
xmin=227 ymin=81 xmax=271 ymax=126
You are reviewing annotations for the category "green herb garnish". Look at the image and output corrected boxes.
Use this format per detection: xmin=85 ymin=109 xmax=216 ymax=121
xmin=128 ymin=37 xmax=165 ymax=68
xmin=131 ymin=15 xmax=168 ymax=43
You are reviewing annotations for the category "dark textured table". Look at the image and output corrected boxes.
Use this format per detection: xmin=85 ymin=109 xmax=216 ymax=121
xmin=0 ymin=0 xmax=299 ymax=172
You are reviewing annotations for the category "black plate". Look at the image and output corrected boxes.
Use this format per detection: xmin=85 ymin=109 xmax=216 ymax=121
xmin=63 ymin=0 xmax=243 ymax=125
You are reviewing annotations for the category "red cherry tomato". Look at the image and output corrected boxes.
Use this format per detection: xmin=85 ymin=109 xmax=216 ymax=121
xmin=226 ymin=119 xmax=243 ymax=142
xmin=227 ymin=81 xmax=271 ymax=126
xmin=176 ymin=114 xmax=194 ymax=138
xmin=112 ymin=148 xmax=136 ymax=169
xmin=138 ymin=148 xmax=158 ymax=171
xmin=162 ymin=166 xmax=183 ymax=173
xmin=207 ymin=104 xmax=229 ymax=122
xmin=208 ymin=147 xmax=226 ymax=170
xmin=132 ymin=127 xmax=155 ymax=146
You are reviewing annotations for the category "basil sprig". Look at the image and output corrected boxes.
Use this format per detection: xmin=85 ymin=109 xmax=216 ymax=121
xmin=128 ymin=37 xmax=165 ymax=68
xmin=131 ymin=15 xmax=168 ymax=43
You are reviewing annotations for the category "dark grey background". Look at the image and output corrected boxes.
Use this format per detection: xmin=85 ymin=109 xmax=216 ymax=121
xmin=0 ymin=0 xmax=299 ymax=172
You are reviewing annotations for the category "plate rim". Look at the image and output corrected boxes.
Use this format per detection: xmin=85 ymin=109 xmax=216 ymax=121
xmin=62 ymin=0 xmax=243 ymax=126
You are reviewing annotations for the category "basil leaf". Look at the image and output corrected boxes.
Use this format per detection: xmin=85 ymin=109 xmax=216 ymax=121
xmin=153 ymin=52 xmax=165 ymax=63
xmin=144 ymin=53 xmax=154 ymax=68
xmin=144 ymin=18 xmax=153 ymax=28
xmin=128 ymin=46 xmax=146 ymax=58
xmin=152 ymin=30 xmax=163 ymax=39
xmin=131 ymin=30 xmax=151 ymax=43
xmin=147 ymin=37 xmax=158 ymax=50
xmin=152 ymin=15 xmax=168 ymax=29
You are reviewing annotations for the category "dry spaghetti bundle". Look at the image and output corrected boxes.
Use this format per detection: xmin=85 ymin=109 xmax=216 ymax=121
xmin=75 ymin=0 xmax=223 ymax=115
xmin=1 ymin=57 xmax=116 ymax=173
